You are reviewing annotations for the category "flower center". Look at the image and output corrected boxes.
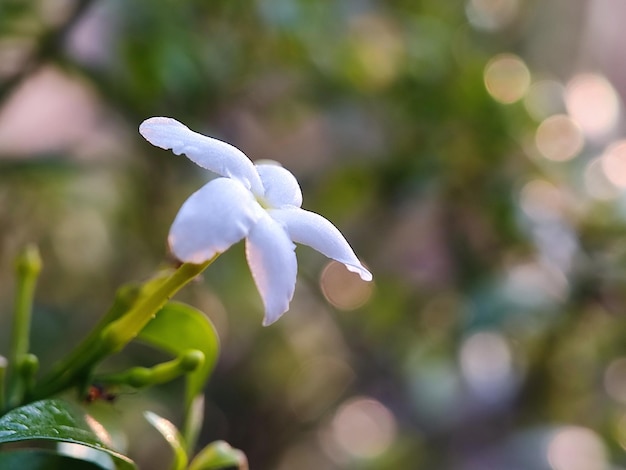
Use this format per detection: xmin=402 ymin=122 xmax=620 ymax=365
xmin=255 ymin=195 xmax=273 ymax=210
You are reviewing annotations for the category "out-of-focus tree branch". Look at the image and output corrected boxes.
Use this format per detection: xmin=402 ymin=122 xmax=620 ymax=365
xmin=0 ymin=0 xmax=97 ymax=105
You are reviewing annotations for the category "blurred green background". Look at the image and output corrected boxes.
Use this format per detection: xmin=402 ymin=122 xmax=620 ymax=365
xmin=2 ymin=0 xmax=626 ymax=468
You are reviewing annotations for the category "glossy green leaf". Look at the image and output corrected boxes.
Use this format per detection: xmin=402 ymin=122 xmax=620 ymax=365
xmin=0 ymin=399 xmax=135 ymax=470
xmin=144 ymin=411 xmax=188 ymax=470
xmin=188 ymin=440 xmax=248 ymax=470
xmin=137 ymin=301 xmax=219 ymax=411
xmin=0 ymin=449 xmax=106 ymax=470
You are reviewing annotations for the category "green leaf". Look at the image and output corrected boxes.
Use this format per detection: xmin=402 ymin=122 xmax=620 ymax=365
xmin=0 ymin=399 xmax=135 ymax=470
xmin=144 ymin=411 xmax=188 ymax=470
xmin=188 ymin=441 xmax=248 ymax=470
xmin=137 ymin=301 xmax=219 ymax=412
xmin=0 ymin=449 xmax=106 ymax=470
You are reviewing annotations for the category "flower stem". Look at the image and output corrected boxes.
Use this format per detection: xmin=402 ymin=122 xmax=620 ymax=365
xmin=101 ymin=263 xmax=213 ymax=352
xmin=0 ymin=356 xmax=7 ymax=411
xmin=29 ymin=258 xmax=216 ymax=403
xmin=9 ymin=246 xmax=41 ymax=362
xmin=7 ymin=245 xmax=41 ymax=408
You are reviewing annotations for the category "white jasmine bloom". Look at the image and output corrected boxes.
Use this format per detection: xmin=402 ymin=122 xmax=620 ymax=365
xmin=139 ymin=117 xmax=372 ymax=325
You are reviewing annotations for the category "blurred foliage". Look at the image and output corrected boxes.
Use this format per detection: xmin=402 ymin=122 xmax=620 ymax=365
xmin=2 ymin=0 xmax=626 ymax=469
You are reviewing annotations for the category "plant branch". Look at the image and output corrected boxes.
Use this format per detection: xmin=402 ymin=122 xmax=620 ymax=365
xmin=0 ymin=0 xmax=97 ymax=105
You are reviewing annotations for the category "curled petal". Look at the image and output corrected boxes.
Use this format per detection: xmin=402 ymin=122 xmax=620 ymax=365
xmin=245 ymin=213 xmax=297 ymax=326
xmin=169 ymin=178 xmax=263 ymax=263
xmin=256 ymin=163 xmax=303 ymax=208
xmin=270 ymin=208 xmax=372 ymax=281
xmin=140 ymin=117 xmax=263 ymax=194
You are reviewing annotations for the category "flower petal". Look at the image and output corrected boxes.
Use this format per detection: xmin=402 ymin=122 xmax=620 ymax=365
xmin=256 ymin=162 xmax=303 ymax=208
xmin=169 ymin=178 xmax=263 ymax=263
xmin=139 ymin=117 xmax=263 ymax=194
xmin=245 ymin=212 xmax=297 ymax=326
xmin=270 ymin=208 xmax=372 ymax=281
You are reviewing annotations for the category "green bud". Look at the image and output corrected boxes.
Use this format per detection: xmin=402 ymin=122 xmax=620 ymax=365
xmin=179 ymin=350 xmax=204 ymax=372
xmin=19 ymin=354 xmax=39 ymax=377
xmin=15 ymin=244 xmax=42 ymax=277
xmin=19 ymin=353 xmax=39 ymax=396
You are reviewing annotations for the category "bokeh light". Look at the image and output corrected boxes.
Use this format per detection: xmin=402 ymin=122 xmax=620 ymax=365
xmin=504 ymin=261 xmax=568 ymax=305
xmin=348 ymin=14 xmax=405 ymax=89
xmin=519 ymin=179 xmax=564 ymax=221
xmin=604 ymin=357 xmax=626 ymax=404
xmin=615 ymin=415 xmax=626 ymax=451
xmin=547 ymin=427 xmax=607 ymax=470
xmin=565 ymin=73 xmax=620 ymax=139
xmin=483 ymin=53 xmax=531 ymax=104
xmin=535 ymin=114 xmax=584 ymax=162
xmin=320 ymin=397 xmax=397 ymax=462
xmin=320 ymin=260 xmax=374 ymax=311
xmin=1 ymin=2 xmax=625 ymax=468
xmin=459 ymin=331 xmax=514 ymax=401
xmin=600 ymin=140 xmax=626 ymax=188
xmin=524 ymin=80 xmax=566 ymax=121
xmin=466 ymin=0 xmax=520 ymax=31
xmin=584 ymin=157 xmax=621 ymax=200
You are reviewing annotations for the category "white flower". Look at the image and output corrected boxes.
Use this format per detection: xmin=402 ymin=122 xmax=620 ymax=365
xmin=139 ymin=117 xmax=372 ymax=325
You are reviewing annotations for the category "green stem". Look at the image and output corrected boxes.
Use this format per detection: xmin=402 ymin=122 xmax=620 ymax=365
xmin=31 ymin=273 xmax=170 ymax=402
xmin=96 ymin=350 xmax=204 ymax=389
xmin=102 ymin=262 xmax=213 ymax=351
xmin=29 ymin=258 xmax=215 ymax=402
xmin=0 ymin=356 xmax=7 ymax=411
xmin=9 ymin=246 xmax=41 ymax=363
xmin=7 ymin=245 xmax=42 ymax=407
